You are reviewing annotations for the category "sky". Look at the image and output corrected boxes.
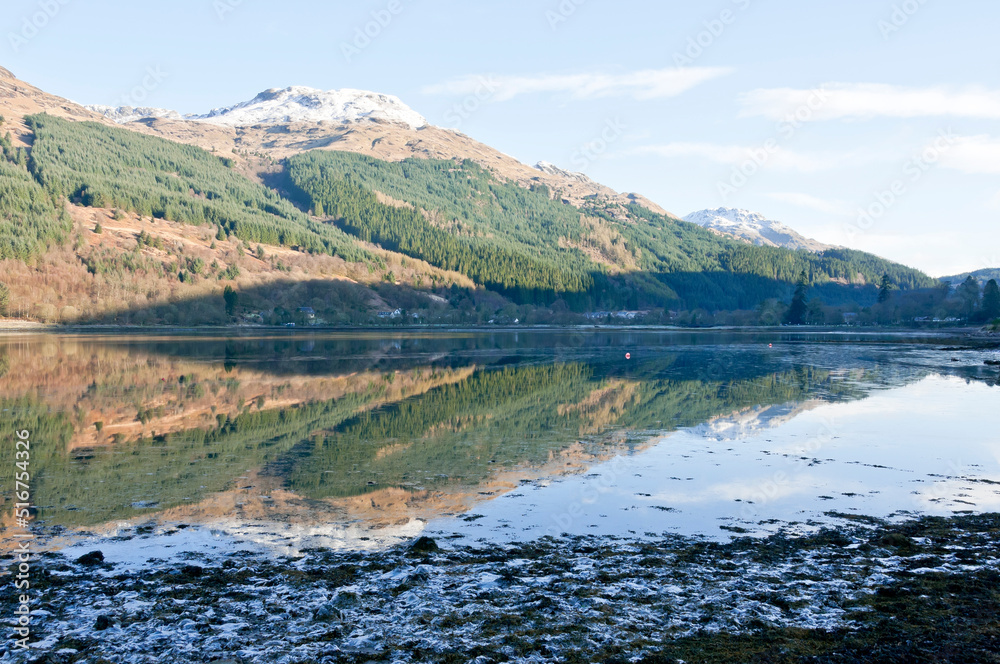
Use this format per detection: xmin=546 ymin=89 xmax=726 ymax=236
xmin=4 ymin=0 xmax=998 ymax=277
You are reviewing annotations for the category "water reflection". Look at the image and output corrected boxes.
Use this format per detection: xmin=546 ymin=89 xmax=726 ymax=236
xmin=0 ymin=331 xmax=995 ymax=551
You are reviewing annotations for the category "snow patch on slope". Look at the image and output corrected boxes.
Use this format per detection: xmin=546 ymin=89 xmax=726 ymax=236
xmin=534 ymin=161 xmax=596 ymax=185
xmin=683 ymin=207 xmax=835 ymax=253
xmin=87 ymin=105 xmax=183 ymax=124
xmin=88 ymin=86 xmax=427 ymax=129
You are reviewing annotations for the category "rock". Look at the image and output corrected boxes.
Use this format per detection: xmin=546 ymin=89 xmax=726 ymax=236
xmin=410 ymin=536 xmax=439 ymax=554
xmin=94 ymin=614 xmax=113 ymax=630
xmin=313 ymin=603 xmax=342 ymax=622
xmin=179 ymin=564 xmax=204 ymax=578
xmin=331 ymin=592 xmax=359 ymax=609
xmin=76 ymin=550 xmax=104 ymax=566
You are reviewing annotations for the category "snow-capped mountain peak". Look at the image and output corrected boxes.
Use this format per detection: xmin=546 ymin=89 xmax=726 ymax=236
xmin=192 ymin=86 xmax=427 ymax=129
xmin=682 ymin=207 xmax=834 ymax=253
xmin=86 ymin=85 xmax=428 ymax=130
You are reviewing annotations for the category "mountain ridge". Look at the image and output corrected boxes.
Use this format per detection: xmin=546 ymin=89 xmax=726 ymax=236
xmin=683 ymin=207 xmax=836 ymax=254
xmin=0 ymin=67 xmax=664 ymax=217
xmin=0 ymin=68 xmax=940 ymax=327
xmin=939 ymin=268 xmax=1000 ymax=286
xmin=88 ymin=86 xmax=429 ymax=130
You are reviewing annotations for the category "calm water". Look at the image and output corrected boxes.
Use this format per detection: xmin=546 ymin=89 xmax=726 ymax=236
xmin=0 ymin=331 xmax=997 ymax=560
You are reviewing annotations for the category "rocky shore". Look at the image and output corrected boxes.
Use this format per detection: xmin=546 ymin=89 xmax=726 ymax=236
xmin=3 ymin=513 xmax=999 ymax=663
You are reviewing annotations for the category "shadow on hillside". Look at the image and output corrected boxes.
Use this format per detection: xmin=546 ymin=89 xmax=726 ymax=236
xmin=79 ymin=266 xmax=889 ymax=333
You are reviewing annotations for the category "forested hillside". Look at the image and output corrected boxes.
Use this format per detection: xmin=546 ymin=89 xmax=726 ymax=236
xmin=0 ymin=112 xmax=938 ymax=323
xmin=286 ymin=152 xmax=602 ymax=303
xmin=287 ymin=152 xmax=936 ymax=310
xmin=0 ymin=129 xmax=72 ymax=259
xmin=25 ymin=114 xmax=369 ymax=263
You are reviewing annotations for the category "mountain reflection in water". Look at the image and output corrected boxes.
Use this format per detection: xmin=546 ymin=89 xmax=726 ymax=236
xmin=0 ymin=331 xmax=995 ymax=551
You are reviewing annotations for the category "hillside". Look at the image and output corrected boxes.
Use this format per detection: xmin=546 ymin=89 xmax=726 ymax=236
xmin=286 ymin=151 xmax=935 ymax=310
xmin=0 ymin=69 xmax=939 ymax=324
xmin=940 ymin=268 xmax=1000 ymax=286
xmin=80 ymin=81 xmax=662 ymax=218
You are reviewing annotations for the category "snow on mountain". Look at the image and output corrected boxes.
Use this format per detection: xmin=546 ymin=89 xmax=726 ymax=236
xmin=87 ymin=86 xmax=428 ymax=129
xmin=193 ymin=86 xmax=427 ymax=128
xmin=87 ymin=105 xmax=183 ymax=124
xmin=534 ymin=161 xmax=596 ymax=185
xmin=683 ymin=208 xmax=834 ymax=253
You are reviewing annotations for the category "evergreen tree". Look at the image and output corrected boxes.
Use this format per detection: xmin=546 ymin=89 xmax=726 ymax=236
xmin=786 ymin=271 xmax=809 ymax=325
xmin=958 ymin=276 xmax=981 ymax=318
xmin=223 ymin=285 xmax=238 ymax=317
xmin=983 ymin=279 xmax=1000 ymax=321
xmin=877 ymin=274 xmax=893 ymax=303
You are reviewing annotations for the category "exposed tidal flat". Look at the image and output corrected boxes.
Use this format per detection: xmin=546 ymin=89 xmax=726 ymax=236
xmin=1 ymin=330 xmax=998 ymax=662
xmin=6 ymin=514 xmax=1000 ymax=663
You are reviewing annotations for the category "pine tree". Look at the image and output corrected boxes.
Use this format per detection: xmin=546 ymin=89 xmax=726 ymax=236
xmin=983 ymin=279 xmax=1000 ymax=320
xmin=878 ymin=274 xmax=893 ymax=303
xmin=223 ymin=285 xmax=238 ymax=317
xmin=958 ymin=276 xmax=981 ymax=318
xmin=786 ymin=271 xmax=809 ymax=325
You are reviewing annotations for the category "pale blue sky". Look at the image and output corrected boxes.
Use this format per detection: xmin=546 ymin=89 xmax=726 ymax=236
xmin=5 ymin=0 xmax=998 ymax=276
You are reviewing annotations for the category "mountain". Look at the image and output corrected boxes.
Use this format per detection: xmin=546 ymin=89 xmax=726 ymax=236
xmin=0 ymin=65 xmax=103 ymax=148
xmin=0 ymin=68 xmax=937 ymax=326
xmin=197 ymin=86 xmax=428 ymax=129
xmin=89 ymin=86 xmax=428 ymax=130
xmin=939 ymin=268 xmax=1000 ymax=287
xmin=683 ymin=208 xmax=835 ymax=253
xmin=87 ymin=105 xmax=183 ymax=124
xmin=79 ymin=83 xmax=659 ymax=216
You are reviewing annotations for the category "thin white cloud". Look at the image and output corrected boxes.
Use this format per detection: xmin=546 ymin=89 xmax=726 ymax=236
xmin=938 ymin=135 xmax=1000 ymax=175
xmin=739 ymin=83 xmax=1000 ymax=121
xmin=631 ymin=142 xmax=837 ymax=172
xmin=421 ymin=67 xmax=732 ymax=102
xmin=764 ymin=192 xmax=849 ymax=215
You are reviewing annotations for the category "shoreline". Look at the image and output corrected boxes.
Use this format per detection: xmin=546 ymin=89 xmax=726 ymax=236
xmin=0 ymin=321 xmax=992 ymax=335
xmin=4 ymin=512 xmax=999 ymax=663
